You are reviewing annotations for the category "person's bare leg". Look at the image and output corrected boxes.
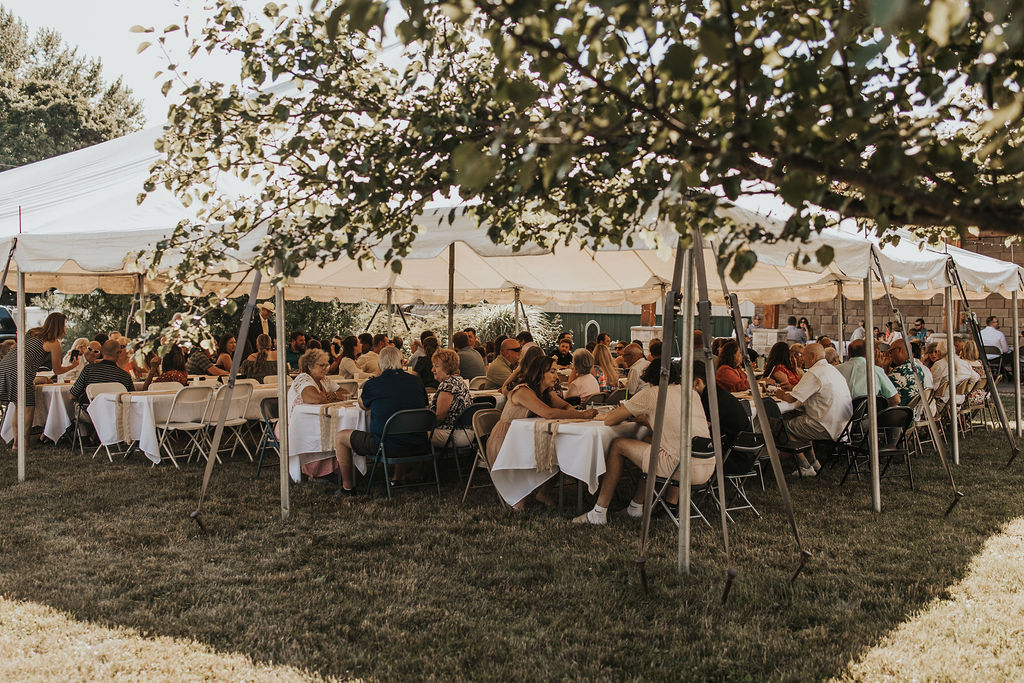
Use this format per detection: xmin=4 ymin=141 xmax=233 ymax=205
xmin=333 ymin=430 xmax=356 ymax=490
xmin=10 ymin=406 xmax=35 ymax=451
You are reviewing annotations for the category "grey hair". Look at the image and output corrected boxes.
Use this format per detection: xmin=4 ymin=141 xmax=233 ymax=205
xmin=298 ymin=348 xmax=329 ymax=374
xmin=378 ymin=345 xmax=403 ymax=371
xmin=572 ymin=348 xmax=594 ymax=375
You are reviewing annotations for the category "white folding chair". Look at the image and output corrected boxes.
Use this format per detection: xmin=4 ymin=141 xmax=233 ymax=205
xmin=202 ymin=383 xmax=255 ymax=461
xmin=262 ymin=375 xmax=292 ymax=386
xmin=147 ymin=381 xmax=184 ymax=392
xmin=468 ymin=376 xmax=489 ymax=390
xmin=154 ymin=385 xmax=213 ymax=468
xmin=83 ymin=382 xmax=131 ymax=461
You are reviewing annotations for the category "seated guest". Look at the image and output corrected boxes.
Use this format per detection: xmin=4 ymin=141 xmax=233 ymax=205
xmin=927 ymin=340 xmax=979 ymax=396
xmin=116 ymin=340 xmax=134 ymax=376
xmin=887 ymin=340 xmax=925 ymax=406
xmin=144 ymin=346 xmax=189 ymax=389
xmin=566 ymin=348 xmax=601 ymax=401
xmin=285 ymin=349 xmax=350 ymax=480
xmin=487 ymin=354 xmax=597 ymax=509
xmin=500 ymin=344 xmax=544 ymax=396
xmin=413 ymin=335 xmax=441 ymax=389
xmin=429 ymin=349 xmax=473 ymax=447
xmin=715 ymin=339 xmax=749 ymax=393
xmin=784 ymin=316 xmax=807 ymax=343
xmin=957 ymin=339 xmax=987 ymax=406
xmin=70 ymin=339 xmax=134 ymax=405
xmin=775 ymin=343 xmax=853 ymax=477
xmin=454 ymin=331 xmax=486 ymax=379
xmin=910 ymin=340 xmax=933 ymax=390
xmin=551 ymin=337 xmax=574 ymax=367
xmin=694 ymin=360 xmax=753 ymax=467
xmin=59 ymin=337 xmax=91 ymax=382
xmin=788 ymin=343 xmax=806 ymax=378
xmin=837 ymin=339 xmax=899 ymax=406
xmin=573 ymin=357 xmax=711 ymax=525
xmin=764 ymin=341 xmax=801 ymax=390
xmin=334 ymin=335 xmax=370 ymax=380
xmin=333 ymin=347 xmax=426 ymax=495
xmin=614 ymin=341 xmax=628 ymax=369
xmin=356 ymin=333 xmax=388 ymax=376
xmin=284 ymin=331 xmax=306 ymax=370
xmin=484 ymin=338 xmax=521 ymax=389
xmin=186 ymin=344 xmax=229 ymax=376
xmin=592 ymin=342 xmax=619 ymax=393
xmin=240 ymin=333 xmax=278 ymax=380
xmin=214 ymin=334 xmax=236 ymax=372
xmin=515 ymin=331 xmax=533 ymax=345
xmin=823 ymin=347 xmax=840 ymax=365
xmin=647 ymin=338 xmax=662 ymax=362
xmin=409 ymin=330 xmax=435 ymax=364
xmin=622 ymin=343 xmax=650 ymax=395
xmin=980 ymin=315 xmax=1012 ymax=375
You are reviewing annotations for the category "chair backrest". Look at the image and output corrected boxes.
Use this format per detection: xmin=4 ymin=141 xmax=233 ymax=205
xmin=191 ymin=376 xmax=220 ymax=386
xmin=157 ymin=385 xmax=214 ymax=425
xmin=259 ymin=396 xmax=279 ymax=422
xmin=852 ymin=394 xmax=888 ymax=415
xmin=586 ymin=392 xmax=608 ymax=405
xmin=455 ymin=402 xmax=490 ymax=429
xmin=147 ymin=381 xmax=184 ymax=392
xmin=380 ymin=408 xmax=436 ymax=440
xmin=606 ymin=388 xmax=627 ymax=404
xmin=86 ymin=382 xmax=128 ymax=401
xmin=724 ymin=431 xmax=764 ymax=475
xmin=876 ymin=406 xmax=913 ymax=448
xmin=984 ymin=345 xmax=1001 ymax=357
xmin=233 ymin=378 xmax=259 ymax=386
xmin=262 ymin=375 xmax=293 ymax=385
xmin=954 ymin=378 xmax=971 ymax=395
xmin=205 ymin=383 xmax=254 ymax=423
xmin=472 ymin=408 xmax=502 ymax=453
xmin=471 ymin=394 xmax=497 ymax=407
xmin=468 ymin=376 xmax=489 ymax=390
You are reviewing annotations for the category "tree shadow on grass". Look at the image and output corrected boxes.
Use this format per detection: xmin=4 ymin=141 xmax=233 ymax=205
xmin=0 ymin=428 xmax=1021 ymax=680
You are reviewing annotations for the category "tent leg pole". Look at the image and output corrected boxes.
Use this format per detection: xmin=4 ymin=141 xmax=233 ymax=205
xmin=677 ymin=249 xmax=694 ymax=575
xmin=864 ymin=276 xmax=880 ymax=513
xmin=16 ymin=271 xmax=25 ymax=483
xmin=1014 ymin=290 xmax=1021 ymax=438
xmin=275 ymin=267 xmax=290 ymax=521
xmin=944 ymin=286 xmax=959 ymax=465
xmin=447 ymin=244 xmax=455 ymax=348
xmin=836 ymin=281 xmax=844 ymax=358
xmin=386 ymin=288 xmax=393 ymax=339
xmin=514 ymin=288 xmax=521 ymax=335
xmin=138 ymin=275 xmax=147 ymax=335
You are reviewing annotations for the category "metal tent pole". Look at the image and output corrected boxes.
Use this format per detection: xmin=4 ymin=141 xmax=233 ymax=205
xmin=16 ymin=270 xmax=26 ymax=482
xmin=138 ymin=274 xmax=147 ymax=334
xmin=386 ymin=288 xmax=393 ymax=339
xmin=514 ymin=288 xmax=521 ymax=335
xmin=864 ymin=276 xmax=881 ymax=513
xmin=275 ymin=266 xmax=290 ymax=520
xmin=836 ymin=281 xmax=845 ymax=358
xmin=447 ymin=244 xmax=455 ymax=348
xmin=1014 ymin=290 xmax=1021 ymax=438
xmin=944 ymin=286 xmax=959 ymax=465
xmin=677 ymin=249 xmax=695 ymax=575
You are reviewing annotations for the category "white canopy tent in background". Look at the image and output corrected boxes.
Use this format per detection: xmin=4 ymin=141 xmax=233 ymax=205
xmin=1 ymin=127 xmax=1021 ymax=516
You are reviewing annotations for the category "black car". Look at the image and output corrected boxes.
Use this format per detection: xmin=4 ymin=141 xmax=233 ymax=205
xmin=0 ymin=307 xmax=15 ymax=343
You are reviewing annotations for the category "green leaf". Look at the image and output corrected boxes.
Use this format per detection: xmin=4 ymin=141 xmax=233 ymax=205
xmin=452 ymin=143 xmax=500 ymax=192
xmin=814 ymin=245 xmax=834 ymax=267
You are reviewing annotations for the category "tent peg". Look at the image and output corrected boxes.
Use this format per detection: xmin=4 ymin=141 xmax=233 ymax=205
xmin=635 ymin=556 xmax=649 ymax=595
xmin=721 ymin=567 xmax=738 ymax=604
xmin=789 ymin=549 xmax=812 ymax=586
xmin=190 ymin=510 xmax=208 ymax=534
xmin=944 ymin=490 xmax=965 ymax=517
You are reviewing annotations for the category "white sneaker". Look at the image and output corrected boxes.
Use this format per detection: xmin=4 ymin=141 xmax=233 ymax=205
xmin=791 ymin=465 xmax=817 ymax=477
xmin=811 ymin=460 xmax=822 ymax=473
xmin=572 ymin=509 xmax=607 ymax=525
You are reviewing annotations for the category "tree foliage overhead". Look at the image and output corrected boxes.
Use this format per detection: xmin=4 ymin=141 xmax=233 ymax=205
xmin=0 ymin=7 xmax=145 ymax=170
xmin=146 ymin=0 xmax=1024 ymax=306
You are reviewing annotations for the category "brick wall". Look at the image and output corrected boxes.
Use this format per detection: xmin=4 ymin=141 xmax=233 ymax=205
xmin=760 ymin=238 xmax=1024 ymax=338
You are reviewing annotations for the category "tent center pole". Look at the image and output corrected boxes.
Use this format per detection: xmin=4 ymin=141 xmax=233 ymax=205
xmin=836 ymin=281 xmax=844 ymax=359
xmin=447 ymin=244 xmax=455 ymax=348
xmin=16 ymin=270 xmax=26 ymax=483
xmin=275 ymin=263 xmax=290 ymax=521
xmin=386 ymin=288 xmax=393 ymax=339
xmin=944 ymin=286 xmax=959 ymax=465
xmin=864 ymin=275 xmax=880 ymax=513
xmin=677 ymin=250 xmax=695 ymax=574
xmin=514 ymin=288 xmax=521 ymax=335
xmin=1014 ymin=290 xmax=1021 ymax=438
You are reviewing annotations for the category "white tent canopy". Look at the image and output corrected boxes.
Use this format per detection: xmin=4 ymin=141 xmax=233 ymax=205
xmin=0 ymin=126 xmax=1021 ymax=305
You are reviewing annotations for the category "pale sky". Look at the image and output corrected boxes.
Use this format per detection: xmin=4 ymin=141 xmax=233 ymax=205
xmin=3 ymin=0 xmax=246 ymax=124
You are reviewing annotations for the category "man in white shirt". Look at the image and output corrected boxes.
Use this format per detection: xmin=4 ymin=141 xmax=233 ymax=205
xmin=980 ymin=315 xmax=1012 ymax=377
xmin=356 ymin=333 xmax=388 ymax=376
xmin=850 ymin=321 xmax=866 ymax=341
xmin=622 ymin=343 xmax=650 ymax=395
xmin=775 ymin=343 xmax=854 ymax=476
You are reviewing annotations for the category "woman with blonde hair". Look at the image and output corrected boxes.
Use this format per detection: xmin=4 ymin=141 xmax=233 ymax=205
xmin=240 ymin=333 xmax=278 ymax=379
xmin=0 ymin=312 xmax=79 ymax=450
xmin=592 ymin=342 xmax=619 ymax=393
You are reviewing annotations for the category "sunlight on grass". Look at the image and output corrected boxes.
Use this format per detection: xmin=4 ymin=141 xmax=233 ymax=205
xmin=0 ymin=596 xmax=344 ymax=682
xmin=841 ymin=517 xmax=1024 ymax=681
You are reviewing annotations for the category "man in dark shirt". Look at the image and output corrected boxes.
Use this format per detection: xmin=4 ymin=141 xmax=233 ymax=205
xmin=552 ymin=338 xmax=573 ymax=367
xmin=285 ymin=331 xmax=306 ymax=370
xmin=693 ymin=360 xmax=752 ymax=455
xmin=70 ymin=340 xmax=134 ymax=405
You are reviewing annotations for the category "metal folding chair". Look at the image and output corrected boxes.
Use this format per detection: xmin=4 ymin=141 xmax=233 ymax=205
xmin=255 ymin=396 xmax=280 ymax=477
xmin=462 ymin=408 xmax=506 ymax=506
xmin=364 ymin=408 xmax=438 ymax=498
xmin=154 ymin=385 xmax=213 ymax=468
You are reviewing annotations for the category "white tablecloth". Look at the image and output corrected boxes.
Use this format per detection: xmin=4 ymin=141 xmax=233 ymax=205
xmin=288 ymin=402 xmax=369 ymax=483
xmin=1 ymin=383 xmax=75 ymax=444
xmin=87 ymin=384 xmax=278 ymax=464
xmin=490 ymin=418 xmax=639 ymax=506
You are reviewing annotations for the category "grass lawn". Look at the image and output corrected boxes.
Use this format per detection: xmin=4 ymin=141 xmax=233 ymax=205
xmin=1 ymin=416 xmax=1023 ymax=681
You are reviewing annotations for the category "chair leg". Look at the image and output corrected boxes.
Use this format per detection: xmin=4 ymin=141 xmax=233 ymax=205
xmin=461 ymin=453 xmax=479 ymax=503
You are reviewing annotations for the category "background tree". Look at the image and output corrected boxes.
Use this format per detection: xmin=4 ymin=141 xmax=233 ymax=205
xmin=142 ymin=0 xmax=1024 ymax=344
xmin=0 ymin=6 xmax=145 ymax=169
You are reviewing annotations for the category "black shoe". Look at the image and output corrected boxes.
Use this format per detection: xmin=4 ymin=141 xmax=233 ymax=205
xmin=334 ymin=486 xmax=357 ymax=498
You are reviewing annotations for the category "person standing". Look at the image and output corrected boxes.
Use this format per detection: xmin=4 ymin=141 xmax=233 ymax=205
xmin=245 ymin=301 xmax=276 ymax=355
xmin=784 ymin=316 xmax=807 ymax=344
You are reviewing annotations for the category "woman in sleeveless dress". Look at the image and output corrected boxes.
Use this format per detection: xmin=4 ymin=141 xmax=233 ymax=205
xmin=0 ymin=312 xmax=78 ymax=450
xmin=486 ymin=354 xmax=596 ymax=509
